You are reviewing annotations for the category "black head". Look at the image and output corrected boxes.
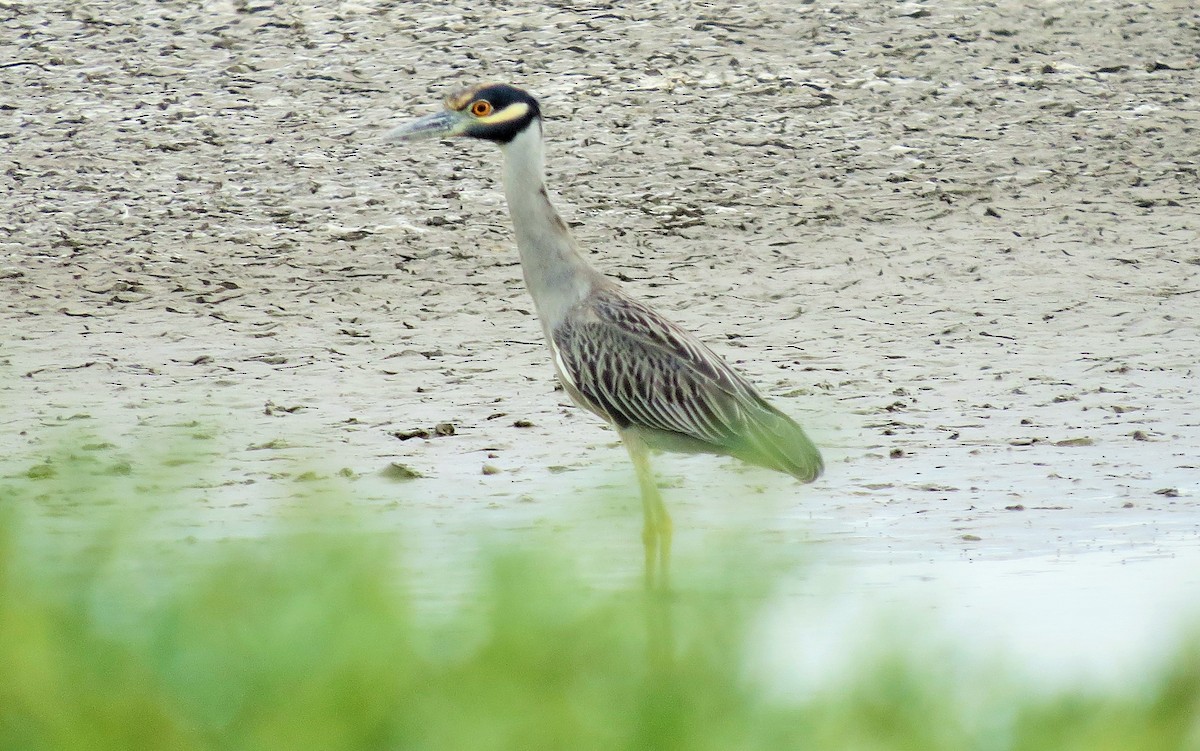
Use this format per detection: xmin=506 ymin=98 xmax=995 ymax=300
xmin=388 ymin=83 xmax=542 ymax=146
xmin=445 ymin=83 xmax=542 ymax=144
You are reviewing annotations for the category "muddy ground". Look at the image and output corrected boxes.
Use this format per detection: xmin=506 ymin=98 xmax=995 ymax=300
xmin=3 ymin=1 xmax=1199 ymax=666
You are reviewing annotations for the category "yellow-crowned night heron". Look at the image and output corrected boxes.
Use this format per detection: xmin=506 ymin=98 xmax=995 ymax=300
xmin=389 ymin=83 xmax=822 ymax=589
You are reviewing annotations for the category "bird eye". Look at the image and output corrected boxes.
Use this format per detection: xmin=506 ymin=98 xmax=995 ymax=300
xmin=471 ymin=100 xmax=493 ymax=117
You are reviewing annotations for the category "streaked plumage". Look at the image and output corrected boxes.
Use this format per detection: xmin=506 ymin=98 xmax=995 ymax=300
xmin=388 ymin=83 xmax=822 ymax=589
xmin=552 ymin=286 xmax=821 ymax=481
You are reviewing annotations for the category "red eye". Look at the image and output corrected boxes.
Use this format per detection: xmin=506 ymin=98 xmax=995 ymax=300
xmin=471 ymin=100 xmax=493 ymax=117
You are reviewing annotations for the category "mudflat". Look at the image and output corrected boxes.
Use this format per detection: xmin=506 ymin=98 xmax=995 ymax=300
xmin=3 ymin=1 xmax=1197 ymax=587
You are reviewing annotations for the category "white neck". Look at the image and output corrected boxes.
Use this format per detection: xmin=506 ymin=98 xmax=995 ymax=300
xmin=500 ymin=123 xmax=603 ymax=333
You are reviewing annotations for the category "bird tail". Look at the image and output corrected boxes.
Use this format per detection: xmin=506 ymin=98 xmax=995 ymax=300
xmin=730 ymin=402 xmax=823 ymax=483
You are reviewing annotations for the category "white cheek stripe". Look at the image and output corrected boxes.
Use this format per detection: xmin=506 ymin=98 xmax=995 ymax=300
xmin=477 ymin=101 xmax=530 ymax=126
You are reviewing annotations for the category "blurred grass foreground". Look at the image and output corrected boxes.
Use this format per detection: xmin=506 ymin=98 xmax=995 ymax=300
xmin=2 ymin=438 xmax=1199 ymax=751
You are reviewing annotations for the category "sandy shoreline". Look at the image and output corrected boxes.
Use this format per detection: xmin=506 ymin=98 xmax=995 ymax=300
xmin=3 ymin=0 xmax=1199 ymax=677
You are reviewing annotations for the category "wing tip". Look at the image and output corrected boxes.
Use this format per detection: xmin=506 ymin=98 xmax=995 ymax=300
xmin=739 ymin=406 xmax=824 ymax=484
xmin=787 ymin=453 xmax=824 ymax=484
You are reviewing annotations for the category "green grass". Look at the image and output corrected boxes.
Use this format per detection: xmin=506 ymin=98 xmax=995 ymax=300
xmin=1 ymin=438 xmax=1198 ymax=750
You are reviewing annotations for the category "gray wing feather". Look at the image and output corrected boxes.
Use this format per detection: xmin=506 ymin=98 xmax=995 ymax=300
xmin=552 ymin=289 xmax=822 ymax=481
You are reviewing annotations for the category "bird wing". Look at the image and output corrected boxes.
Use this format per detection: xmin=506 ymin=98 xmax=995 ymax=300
xmin=552 ymin=289 xmax=775 ymax=445
xmin=552 ymin=287 xmax=823 ymax=482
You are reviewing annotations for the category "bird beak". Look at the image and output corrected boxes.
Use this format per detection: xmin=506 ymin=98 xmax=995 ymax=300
xmin=385 ymin=109 xmax=469 ymax=142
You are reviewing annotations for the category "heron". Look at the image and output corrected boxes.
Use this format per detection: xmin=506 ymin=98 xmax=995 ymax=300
xmin=388 ymin=83 xmax=822 ymax=589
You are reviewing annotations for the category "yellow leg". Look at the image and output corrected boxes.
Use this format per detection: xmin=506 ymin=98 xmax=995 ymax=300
xmin=622 ymin=432 xmax=672 ymax=592
xmin=641 ymin=505 xmax=658 ymax=590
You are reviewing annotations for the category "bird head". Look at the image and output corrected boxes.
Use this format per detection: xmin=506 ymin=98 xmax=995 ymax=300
xmin=387 ymin=83 xmax=542 ymax=145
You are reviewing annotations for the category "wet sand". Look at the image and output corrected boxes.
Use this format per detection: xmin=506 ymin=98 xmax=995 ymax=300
xmin=3 ymin=0 xmax=1199 ymax=679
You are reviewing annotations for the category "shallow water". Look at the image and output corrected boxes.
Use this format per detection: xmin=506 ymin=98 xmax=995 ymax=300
xmin=752 ymin=542 xmax=1200 ymax=698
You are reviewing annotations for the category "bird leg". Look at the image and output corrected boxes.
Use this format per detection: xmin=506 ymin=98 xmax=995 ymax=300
xmin=622 ymin=432 xmax=672 ymax=591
